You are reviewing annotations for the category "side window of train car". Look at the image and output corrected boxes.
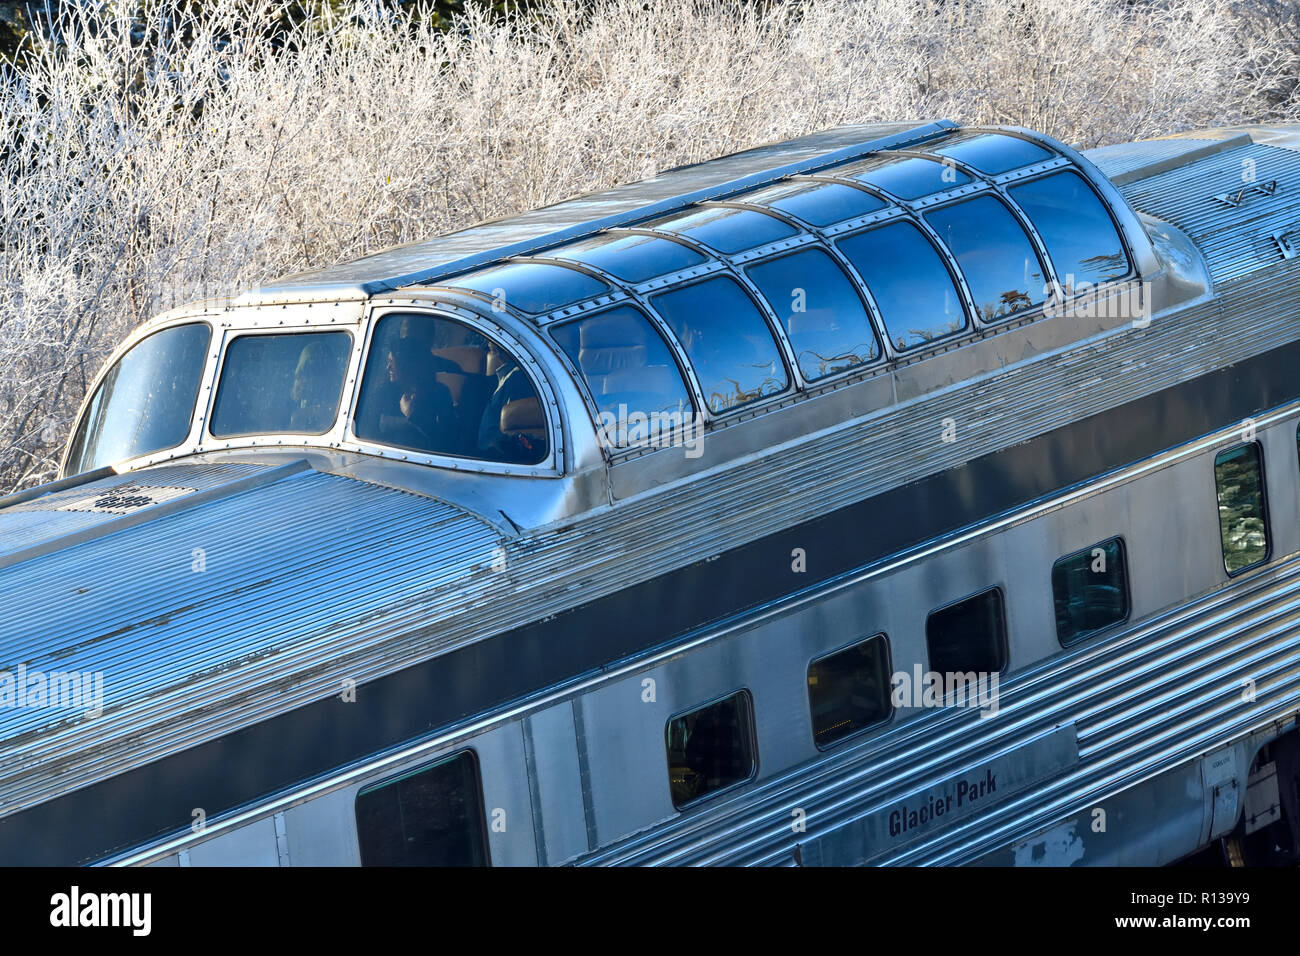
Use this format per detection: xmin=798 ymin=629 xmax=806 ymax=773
xmin=745 ymin=248 xmax=880 ymax=381
xmin=64 ymin=322 xmax=211 ymax=475
xmin=807 ymin=635 xmax=892 ymax=749
xmin=925 ymin=195 xmax=1047 ymax=322
xmin=1214 ymin=442 xmax=1270 ymax=575
xmin=925 ymin=587 xmax=1008 ymax=676
xmin=836 ymin=221 xmax=968 ymax=351
xmin=650 ymin=277 xmax=789 ymax=414
xmin=1008 ymin=171 xmax=1131 ymax=288
xmin=354 ymin=312 xmax=549 ymax=466
xmin=354 ymin=751 xmax=489 ymax=866
xmin=665 ymin=690 xmax=756 ymax=809
xmin=1052 ymin=537 xmax=1130 ymax=647
xmin=210 ymin=331 xmax=352 ymax=438
xmin=550 ymin=306 xmax=694 ymax=447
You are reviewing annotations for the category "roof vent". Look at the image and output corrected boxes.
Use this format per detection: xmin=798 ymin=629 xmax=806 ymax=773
xmin=1273 ymin=228 xmax=1300 ymax=260
xmin=56 ymin=484 xmax=194 ymax=515
xmin=1212 ymin=180 xmax=1279 ymax=207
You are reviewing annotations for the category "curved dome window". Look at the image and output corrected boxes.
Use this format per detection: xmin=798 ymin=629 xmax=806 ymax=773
xmin=930 ymin=132 xmax=1053 ymax=174
xmin=738 ymin=181 xmax=887 ymax=227
xmin=64 ymin=322 xmax=211 ymax=475
xmin=926 ymin=195 xmax=1047 ymax=321
xmin=745 ymin=248 xmax=879 ymax=381
xmin=834 ymin=155 xmax=971 ymax=200
xmin=648 ymin=206 xmax=797 ymax=254
xmin=355 ymin=313 xmax=549 ymax=466
xmin=551 ymin=306 xmax=694 ymax=447
xmin=650 ymin=276 xmax=789 ymax=414
xmin=836 ymin=222 xmax=968 ymax=351
xmin=210 ymin=331 xmax=352 ymax=438
xmin=446 ymin=261 xmax=609 ymax=315
xmin=1009 ymin=171 xmax=1131 ymax=287
xmin=550 ymin=233 xmax=705 ymax=283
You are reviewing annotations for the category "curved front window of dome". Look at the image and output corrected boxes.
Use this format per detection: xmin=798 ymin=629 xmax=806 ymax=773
xmin=1009 ymin=171 xmax=1131 ymax=287
xmin=64 ymin=322 xmax=210 ymax=475
xmin=355 ymin=313 xmax=549 ymax=466
xmin=210 ymin=331 xmax=352 ymax=438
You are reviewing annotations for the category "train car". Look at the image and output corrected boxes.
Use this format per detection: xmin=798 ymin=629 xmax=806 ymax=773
xmin=2 ymin=118 xmax=1299 ymax=866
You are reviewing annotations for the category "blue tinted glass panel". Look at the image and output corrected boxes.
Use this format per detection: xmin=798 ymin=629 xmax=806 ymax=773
xmin=64 ymin=323 xmax=210 ymax=474
xmin=211 ymin=332 xmax=351 ymax=437
xmin=836 ymin=222 xmax=967 ymax=350
xmin=741 ymin=181 xmax=887 ymax=227
xmin=650 ymin=206 xmax=796 ymax=254
xmin=1009 ymin=171 xmax=1131 ymax=286
xmin=745 ymin=249 xmax=879 ymax=381
xmin=837 ymin=155 xmax=971 ymax=199
xmin=447 ymin=261 xmax=609 ymax=314
xmin=932 ymin=132 xmax=1052 ymax=174
xmin=551 ymin=306 xmax=694 ymax=446
xmin=650 ymin=277 xmax=788 ymax=413
xmin=552 ymin=233 xmax=705 ymax=283
xmin=926 ymin=195 xmax=1046 ymax=321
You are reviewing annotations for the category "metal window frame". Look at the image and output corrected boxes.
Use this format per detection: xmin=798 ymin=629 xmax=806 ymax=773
xmin=1050 ymin=535 xmax=1133 ymax=648
xmin=806 ymin=632 xmax=896 ymax=752
xmin=1213 ymin=440 xmax=1273 ymax=578
xmin=924 ymin=585 xmax=1011 ymax=677
xmin=664 ymin=687 xmax=760 ymax=812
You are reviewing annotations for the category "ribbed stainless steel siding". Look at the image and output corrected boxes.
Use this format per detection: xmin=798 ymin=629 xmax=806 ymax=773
xmin=1085 ymin=138 xmax=1217 ymax=180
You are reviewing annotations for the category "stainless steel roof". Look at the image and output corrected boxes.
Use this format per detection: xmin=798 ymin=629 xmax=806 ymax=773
xmin=237 ymin=121 xmax=953 ymax=304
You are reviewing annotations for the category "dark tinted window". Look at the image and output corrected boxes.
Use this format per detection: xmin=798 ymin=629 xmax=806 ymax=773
xmin=807 ymin=635 xmax=891 ymax=748
xmin=745 ymin=249 xmax=879 ymax=380
xmin=650 ymin=206 xmax=797 ymax=254
xmin=926 ymin=195 xmax=1046 ymax=321
xmin=740 ymin=180 xmax=887 ymax=226
xmin=355 ymin=313 xmax=548 ymax=465
xmin=1215 ymin=443 xmax=1269 ymax=575
xmin=665 ymin=691 xmax=755 ymax=808
xmin=210 ymin=331 xmax=350 ymax=438
xmin=64 ymin=323 xmax=210 ymax=474
xmin=931 ymin=132 xmax=1052 ymax=174
xmin=926 ymin=588 xmax=1007 ymax=675
xmin=447 ymin=261 xmax=609 ymax=314
xmin=1009 ymin=171 xmax=1130 ymax=287
xmin=551 ymin=233 xmax=705 ymax=283
xmin=837 ymin=222 xmax=967 ymax=350
xmin=836 ymin=155 xmax=971 ymax=199
xmin=551 ymin=307 xmax=694 ymax=445
xmin=355 ymin=752 xmax=488 ymax=866
xmin=650 ymin=277 xmax=788 ymax=413
xmin=1052 ymin=538 xmax=1130 ymax=646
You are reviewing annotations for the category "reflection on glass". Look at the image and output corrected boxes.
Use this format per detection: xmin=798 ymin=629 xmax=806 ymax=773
xmin=739 ymin=180 xmax=887 ymax=226
xmin=355 ymin=752 xmax=487 ymax=866
xmin=1009 ymin=171 xmax=1130 ymax=287
xmin=1052 ymin=538 xmax=1129 ymax=646
xmin=745 ymin=249 xmax=878 ymax=380
xmin=807 ymin=635 xmax=891 ymax=748
xmin=355 ymin=313 xmax=548 ymax=465
xmin=665 ymin=691 xmax=755 ymax=808
xmin=64 ymin=323 xmax=211 ymax=474
xmin=211 ymin=332 xmax=351 ymax=437
xmin=446 ymin=261 xmax=609 ymax=314
xmin=836 ymin=222 xmax=967 ymax=350
xmin=931 ymin=132 xmax=1052 ymax=174
xmin=649 ymin=206 xmax=797 ymax=254
xmin=551 ymin=306 xmax=694 ymax=446
xmin=926 ymin=587 xmax=1007 ymax=676
xmin=1214 ymin=443 xmax=1269 ymax=574
xmin=926 ymin=195 xmax=1045 ymax=321
xmin=551 ymin=233 xmax=704 ymax=283
xmin=650 ymin=277 xmax=788 ymax=413
xmin=834 ymin=155 xmax=971 ymax=199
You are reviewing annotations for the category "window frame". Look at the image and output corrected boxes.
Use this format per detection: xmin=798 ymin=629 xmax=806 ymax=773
xmin=342 ymin=303 xmax=564 ymax=477
xmin=924 ymin=585 xmax=1010 ymax=678
xmin=806 ymin=633 xmax=895 ymax=751
xmin=1050 ymin=536 xmax=1132 ymax=648
xmin=1213 ymin=440 xmax=1272 ymax=578
xmin=664 ymin=687 xmax=759 ymax=811
xmin=354 ymin=748 xmax=491 ymax=867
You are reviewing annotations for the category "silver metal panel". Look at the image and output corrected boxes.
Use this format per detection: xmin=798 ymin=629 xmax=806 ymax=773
xmin=1084 ymin=135 xmax=1247 ymax=185
xmin=474 ymin=721 xmax=537 ymax=866
xmin=185 ymin=816 xmax=279 ymax=867
xmin=283 ymin=788 xmax=361 ymax=866
xmin=524 ymin=701 xmax=589 ymax=865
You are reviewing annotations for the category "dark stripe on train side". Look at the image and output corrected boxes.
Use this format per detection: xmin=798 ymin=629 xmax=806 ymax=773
xmin=5 ymin=337 xmax=1300 ymax=865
